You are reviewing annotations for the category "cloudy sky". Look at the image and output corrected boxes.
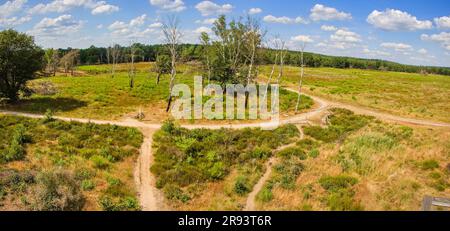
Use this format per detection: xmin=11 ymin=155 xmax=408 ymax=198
xmin=1 ymin=0 xmax=450 ymax=67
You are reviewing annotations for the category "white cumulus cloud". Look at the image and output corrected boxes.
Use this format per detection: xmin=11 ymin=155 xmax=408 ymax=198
xmin=363 ymin=48 xmax=391 ymax=57
xmin=248 ymin=8 xmax=262 ymax=15
xmin=0 ymin=0 xmax=27 ymax=17
xmin=195 ymin=1 xmax=233 ymax=16
xmin=330 ymin=29 xmax=361 ymax=43
xmin=380 ymin=42 xmax=413 ymax=52
xmin=28 ymin=14 xmax=84 ymax=37
xmin=149 ymin=0 xmax=186 ymax=12
xmin=417 ymin=48 xmax=427 ymax=54
xmin=421 ymin=32 xmax=450 ymax=51
xmin=195 ymin=18 xmax=216 ymax=25
xmin=310 ymin=4 xmax=351 ymax=21
xmin=367 ymin=9 xmax=432 ymax=31
xmin=321 ymin=25 xmax=337 ymax=31
xmin=263 ymin=15 xmax=308 ymax=24
xmin=91 ymin=2 xmax=119 ymax=15
xmin=434 ymin=16 xmax=450 ymax=29
xmin=291 ymin=35 xmax=314 ymax=43
xmin=28 ymin=0 xmax=119 ymax=15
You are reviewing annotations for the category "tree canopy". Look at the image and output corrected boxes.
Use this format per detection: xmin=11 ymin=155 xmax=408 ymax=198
xmin=0 ymin=29 xmax=44 ymax=102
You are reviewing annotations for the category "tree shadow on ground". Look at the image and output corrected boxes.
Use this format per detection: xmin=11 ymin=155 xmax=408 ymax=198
xmin=3 ymin=97 xmax=88 ymax=113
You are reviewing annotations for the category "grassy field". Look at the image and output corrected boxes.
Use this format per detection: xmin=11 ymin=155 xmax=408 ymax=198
xmin=0 ymin=115 xmax=143 ymax=211
xmin=2 ymin=62 xmax=313 ymax=122
xmin=254 ymin=109 xmax=449 ymax=211
xmin=259 ymin=65 xmax=450 ymax=123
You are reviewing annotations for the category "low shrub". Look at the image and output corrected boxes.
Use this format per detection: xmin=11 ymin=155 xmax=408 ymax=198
xmin=319 ymin=175 xmax=358 ymax=192
xmin=297 ymin=138 xmax=318 ymax=150
xmin=256 ymin=186 xmax=273 ymax=202
xmin=234 ymin=176 xmax=250 ymax=195
xmin=90 ymin=155 xmax=110 ymax=169
xmin=29 ymin=170 xmax=85 ymax=211
xmin=81 ymin=179 xmax=95 ymax=191
xmin=163 ymin=184 xmax=191 ymax=203
xmin=277 ymin=147 xmax=307 ymax=160
xmin=327 ymin=189 xmax=363 ymax=211
xmin=99 ymin=196 xmax=140 ymax=211
xmin=308 ymin=149 xmax=320 ymax=158
xmin=251 ymin=147 xmax=272 ymax=159
xmin=420 ymin=160 xmax=439 ymax=170
xmin=319 ymin=175 xmax=361 ymax=211
xmin=304 ymin=108 xmax=373 ymax=143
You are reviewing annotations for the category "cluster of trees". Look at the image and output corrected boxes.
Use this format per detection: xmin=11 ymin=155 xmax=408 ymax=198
xmin=0 ymin=30 xmax=44 ymax=102
xmin=259 ymin=50 xmax=450 ymax=76
xmin=54 ymin=43 xmax=450 ymax=77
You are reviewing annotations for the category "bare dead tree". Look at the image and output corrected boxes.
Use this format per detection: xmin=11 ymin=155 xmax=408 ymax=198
xmin=127 ymin=43 xmax=139 ymax=89
xmin=162 ymin=16 xmax=182 ymax=112
xmin=51 ymin=50 xmax=59 ymax=76
xmin=295 ymin=42 xmax=306 ymax=113
xmin=107 ymin=44 xmax=121 ymax=78
xmin=244 ymin=16 xmax=263 ymax=86
xmin=59 ymin=49 xmax=79 ymax=76
xmin=275 ymin=39 xmax=287 ymax=85
xmin=263 ymin=36 xmax=281 ymax=100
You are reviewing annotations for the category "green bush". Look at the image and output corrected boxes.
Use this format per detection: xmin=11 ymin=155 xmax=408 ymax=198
xmin=420 ymin=160 xmax=439 ymax=170
xmin=297 ymin=138 xmax=318 ymax=150
xmin=1 ymin=125 xmax=30 ymax=162
xmin=303 ymin=126 xmax=341 ymax=143
xmin=81 ymin=179 xmax=95 ymax=191
xmin=99 ymin=196 xmax=140 ymax=211
xmin=234 ymin=176 xmax=250 ymax=195
xmin=208 ymin=162 xmax=226 ymax=179
xmin=257 ymin=186 xmax=273 ymax=202
xmin=319 ymin=175 xmax=358 ymax=192
xmin=319 ymin=175 xmax=362 ymax=211
xmin=308 ymin=149 xmax=320 ymax=158
xmin=270 ymin=156 xmax=304 ymax=191
xmin=277 ymin=147 xmax=307 ymax=160
xmin=90 ymin=155 xmax=110 ymax=169
xmin=43 ymin=109 xmax=54 ymax=123
xmin=304 ymin=109 xmax=372 ymax=143
xmin=251 ymin=147 xmax=272 ymax=159
xmin=163 ymin=184 xmax=191 ymax=203
xmin=327 ymin=189 xmax=363 ymax=211
xmin=29 ymin=170 xmax=85 ymax=211
xmin=3 ymin=139 xmax=25 ymax=162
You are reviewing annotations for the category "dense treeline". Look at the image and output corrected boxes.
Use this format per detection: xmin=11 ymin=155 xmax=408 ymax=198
xmin=58 ymin=44 xmax=203 ymax=65
xmin=260 ymin=49 xmax=450 ymax=76
xmin=55 ymin=44 xmax=450 ymax=76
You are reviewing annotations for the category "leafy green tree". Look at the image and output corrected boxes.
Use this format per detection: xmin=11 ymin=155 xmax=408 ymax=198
xmin=0 ymin=29 xmax=45 ymax=102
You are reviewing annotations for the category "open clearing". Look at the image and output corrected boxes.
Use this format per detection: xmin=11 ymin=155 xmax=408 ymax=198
xmin=259 ymin=66 xmax=450 ymax=123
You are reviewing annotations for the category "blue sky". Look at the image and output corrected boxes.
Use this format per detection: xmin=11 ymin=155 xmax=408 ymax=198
xmin=1 ymin=0 xmax=450 ymax=67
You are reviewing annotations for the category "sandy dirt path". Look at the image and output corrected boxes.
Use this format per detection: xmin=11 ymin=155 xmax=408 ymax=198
xmin=243 ymin=126 xmax=305 ymax=211
xmin=1 ymin=87 xmax=449 ymax=211
xmin=134 ymin=128 xmax=169 ymax=211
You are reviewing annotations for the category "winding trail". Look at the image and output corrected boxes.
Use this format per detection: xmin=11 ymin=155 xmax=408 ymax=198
xmin=243 ymin=125 xmax=305 ymax=211
xmin=1 ymin=89 xmax=449 ymax=211
xmin=134 ymin=128 xmax=169 ymax=211
xmin=243 ymin=157 xmax=277 ymax=211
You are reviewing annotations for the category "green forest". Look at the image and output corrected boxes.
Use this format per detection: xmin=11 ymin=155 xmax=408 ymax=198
xmin=62 ymin=43 xmax=450 ymax=76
